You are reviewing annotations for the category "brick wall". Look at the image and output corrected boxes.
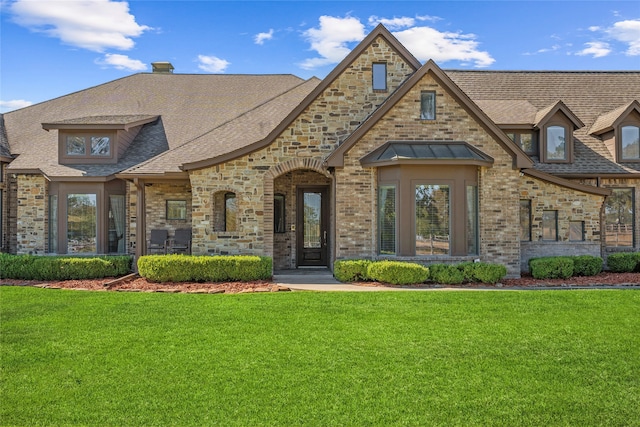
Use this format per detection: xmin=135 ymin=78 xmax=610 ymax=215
xmin=144 ymin=181 xmax=192 ymax=244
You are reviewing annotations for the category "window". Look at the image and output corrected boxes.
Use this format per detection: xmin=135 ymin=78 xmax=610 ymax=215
xmin=621 ymin=125 xmax=640 ymax=160
xmin=372 ymin=63 xmax=387 ymax=91
xmin=67 ymin=194 xmax=97 ymax=253
xmin=166 ymin=200 xmax=187 ymax=220
xmin=546 ymin=126 xmax=567 ymax=160
xmin=569 ymin=221 xmax=585 ymax=241
xmin=274 ymin=194 xmax=285 ymax=233
xmin=108 ymin=195 xmax=126 ymax=253
xmin=91 ymin=136 xmax=111 ymax=156
xmin=378 ymin=185 xmax=396 ymax=254
xmin=520 ymin=200 xmax=531 ymax=241
xmin=61 ymin=132 xmax=115 ymax=164
xmin=420 ymin=91 xmax=436 ymax=120
xmin=67 ymin=136 xmax=86 ymax=155
xmin=542 ymin=210 xmax=558 ymax=241
xmin=466 ymin=185 xmax=479 ymax=255
xmin=225 ymin=192 xmax=237 ymax=232
xmin=415 ymin=185 xmax=450 ymax=255
xmin=507 ymin=132 xmax=537 ymax=155
xmin=66 ymin=134 xmax=111 ymax=157
xmin=48 ymin=195 xmax=58 ymax=253
xmin=605 ymin=188 xmax=634 ymax=247
xmin=0 ymin=190 xmax=2 ymax=250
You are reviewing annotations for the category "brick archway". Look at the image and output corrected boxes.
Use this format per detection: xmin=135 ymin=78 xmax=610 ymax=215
xmin=263 ymin=158 xmax=332 ymax=260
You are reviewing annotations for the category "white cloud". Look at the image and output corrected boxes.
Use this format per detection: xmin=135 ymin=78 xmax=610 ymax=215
xmin=9 ymin=0 xmax=150 ymax=52
xmin=606 ymin=19 xmax=640 ymax=55
xmin=368 ymin=16 xmax=415 ymax=30
xmin=197 ymin=55 xmax=230 ymax=73
xmin=255 ymin=29 xmax=274 ymax=45
xmin=588 ymin=26 xmax=601 ymax=32
xmin=0 ymin=99 xmax=33 ymax=113
xmin=299 ymin=16 xmax=366 ymax=70
xmin=576 ymin=41 xmax=612 ymax=58
xmin=393 ymin=26 xmax=495 ymax=67
xmin=577 ymin=42 xmax=611 ymax=58
xmin=95 ymin=53 xmax=147 ymax=71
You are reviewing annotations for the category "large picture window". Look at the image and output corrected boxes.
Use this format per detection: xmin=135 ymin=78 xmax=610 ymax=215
xmin=605 ymin=188 xmax=635 ymax=247
xmin=67 ymin=194 xmax=97 ymax=253
xmin=415 ymin=185 xmax=450 ymax=255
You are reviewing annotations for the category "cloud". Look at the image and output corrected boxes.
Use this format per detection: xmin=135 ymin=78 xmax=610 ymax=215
xmin=576 ymin=41 xmax=612 ymax=58
xmin=299 ymin=16 xmax=366 ymax=70
xmin=393 ymin=26 xmax=495 ymax=67
xmin=255 ymin=29 xmax=274 ymax=45
xmin=197 ymin=55 xmax=230 ymax=73
xmin=9 ymin=0 xmax=150 ymax=52
xmin=606 ymin=19 xmax=640 ymax=55
xmin=0 ymin=99 xmax=33 ymax=113
xmin=368 ymin=16 xmax=416 ymax=30
xmin=95 ymin=54 xmax=147 ymax=71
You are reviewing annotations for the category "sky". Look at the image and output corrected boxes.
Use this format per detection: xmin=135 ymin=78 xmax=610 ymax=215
xmin=1 ymin=1 xmax=639 ymax=113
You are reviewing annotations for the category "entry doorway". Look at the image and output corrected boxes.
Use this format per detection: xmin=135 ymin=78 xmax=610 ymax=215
xmin=296 ymin=186 xmax=329 ymax=267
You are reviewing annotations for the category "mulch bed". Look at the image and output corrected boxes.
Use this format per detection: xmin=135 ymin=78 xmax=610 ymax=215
xmin=1 ymin=272 xmax=638 ymax=293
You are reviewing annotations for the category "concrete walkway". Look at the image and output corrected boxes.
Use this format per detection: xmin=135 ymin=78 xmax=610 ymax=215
xmin=274 ymin=268 xmax=431 ymax=292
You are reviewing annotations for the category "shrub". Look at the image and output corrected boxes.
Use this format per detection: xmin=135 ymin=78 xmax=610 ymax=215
xmin=470 ymin=262 xmax=508 ymax=284
xmin=366 ymin=261 xmax=429 ymax=285
xmin=0 ymin=254 xmax=132 ymax=280
xmin=571 ymin=255 xmax=603 ymax=276
xmin=137 ymin=255 xmax=272 ymax=283
xmin=333 ymin=260 xmax=373 ymax=282
xmin=428 ymin=263 xmax=465 ymax=285
xmin=529 ymin=257 xmax=574 ymax=279
xmin=606 ymin=252 xmax=640 ymax=273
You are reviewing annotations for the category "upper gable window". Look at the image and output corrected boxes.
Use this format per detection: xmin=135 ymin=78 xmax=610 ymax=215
xmin=621 ymin=125 xmax=640 ymax=160
xmin=372 ymin=63 xmax=387 ymax=91
xmin=546 ymin=126 xmax=567 ymax=160
xmin=420 ymin=91 xmax=436 ymax=120
xmin=61 ymin=132 xmax=115 ymax=164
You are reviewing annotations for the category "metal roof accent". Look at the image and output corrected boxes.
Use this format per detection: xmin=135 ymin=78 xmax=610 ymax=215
xmin=360 ymin=141 xmax=494 ymax=167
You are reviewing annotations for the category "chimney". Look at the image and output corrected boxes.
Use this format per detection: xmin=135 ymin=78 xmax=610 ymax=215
xmin=151 ymin=62 xmax=174 ymax=74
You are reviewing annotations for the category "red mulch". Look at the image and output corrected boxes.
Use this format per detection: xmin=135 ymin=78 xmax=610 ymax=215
xmin=1 ymin=272 xmax=638 ymax=293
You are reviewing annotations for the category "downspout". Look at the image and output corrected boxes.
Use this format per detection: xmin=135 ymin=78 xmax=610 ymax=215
xmin=134 ymin=178 xmax=146 ymax=272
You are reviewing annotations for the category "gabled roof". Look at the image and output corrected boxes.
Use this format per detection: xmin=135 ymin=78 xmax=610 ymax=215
xmin=326 ymin=60 xmax=533 ymax=169
xmin=3 ymin=73 xmax=306 ymax=178
xmin=447 ymin=70 xmax=640 ymax=175
xmin=173 ymin=24 xmax=422 ymax=172
xmin=119 ymin=78 xmax=320 ymax=176
xmin=474 ymin=100 xmax=537 ymax=126
xmin=589 ymin=100 xmax=640 ymax=135
xmin=533 ymin=100 xmax=584 ymax=130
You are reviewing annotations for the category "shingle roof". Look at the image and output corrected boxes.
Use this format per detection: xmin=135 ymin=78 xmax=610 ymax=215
xmin=474 ymin=100 xmax=537 ymax=125
xmin=589 ymin=101 xmax=640 ymax=135
xmin=0 ymin=115 xmax=12 ymax=159
xmin=3 ymin=73 xmax=306 ymax=177
xmin=447 ymin=70 xmax=640 ymax=175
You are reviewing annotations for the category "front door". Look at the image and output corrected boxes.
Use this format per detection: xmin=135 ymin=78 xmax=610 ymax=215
xmin=296 ymin=187 xmax=329 ymax=266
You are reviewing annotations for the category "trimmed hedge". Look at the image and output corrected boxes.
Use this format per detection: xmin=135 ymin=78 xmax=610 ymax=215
xmin=529 ymin=257 xmax=574 ymax=280
xmin=137 ymin=255 xmax=272 ymax=282
xmin=429 ymin=262 xmax=507 ymax=285
xmin=572 ymin=255 xmax=603 ymax=276
xmin=428 ymin=264 xmax=465 ymax=285
xmin=333 ymin=259 xmax=373 ymax=282
xmin=0 ymin=254 xmax=132 ymax=280
xmin=366 ymin=260 xmax=429 ymax=285
xmin=607 ymin=252 xmax=640 ymax=273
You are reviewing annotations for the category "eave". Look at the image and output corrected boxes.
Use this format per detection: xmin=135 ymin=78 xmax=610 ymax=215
xmin=522 ymin=169 xmax=611 ymax=196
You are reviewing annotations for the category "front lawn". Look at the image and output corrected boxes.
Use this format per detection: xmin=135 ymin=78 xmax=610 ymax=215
xmin=1 ymin=287 xmax=638 ymax=426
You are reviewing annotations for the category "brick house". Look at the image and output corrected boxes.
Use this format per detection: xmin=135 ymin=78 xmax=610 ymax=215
xmin=1 ymin=25 xmax=639 ymax=277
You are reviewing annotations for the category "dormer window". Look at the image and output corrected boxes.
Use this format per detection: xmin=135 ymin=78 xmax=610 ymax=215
xmin=60 ymin=131 xmax=115 ymax=163
xmin=621 ymin=125 xmax=640 ymax=160
xmin=545 ymin=125 xmax=567 ymax=161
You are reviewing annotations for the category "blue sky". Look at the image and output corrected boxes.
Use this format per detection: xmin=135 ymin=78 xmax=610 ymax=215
xmin=1 ymin=0 xmax=639 ymax=113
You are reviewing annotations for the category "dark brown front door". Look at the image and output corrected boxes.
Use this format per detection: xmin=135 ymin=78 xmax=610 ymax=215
xmin=296 ymin=187 xmax=328 ymax=266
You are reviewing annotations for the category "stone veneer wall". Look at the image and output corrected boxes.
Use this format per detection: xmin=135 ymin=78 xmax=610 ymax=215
xmin=0 ymin=164 xmax=7 ymax=252
xmin=16 ymin=174 xmax=47 ymax=254
xmin=188 ymin=37 xmax=415 ymax=263
xmin=335 ymin=71 xmax=522 ymax=276
xmin=519 ymin=175 xmax=605 ymax=271
xmin=144 ymin=181 xmax=192 ymax=244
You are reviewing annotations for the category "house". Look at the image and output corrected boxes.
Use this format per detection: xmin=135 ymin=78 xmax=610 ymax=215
xmin=1 ymin=25 xmax=639 ymax=277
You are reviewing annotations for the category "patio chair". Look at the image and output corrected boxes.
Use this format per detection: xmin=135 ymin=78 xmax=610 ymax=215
xmin=148 ymin=229 xmax=169 ymax=254
xmin=168 ymin=228 xmax=192 ymax=254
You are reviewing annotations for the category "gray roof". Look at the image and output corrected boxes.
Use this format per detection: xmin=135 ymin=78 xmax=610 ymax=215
xmin=447 ymin=70 xmax=640 ymax=175
xmin=3 ymin=73 xmax=307 ymax=177
xmin=0 ymin=115 xmax=11 ymax=159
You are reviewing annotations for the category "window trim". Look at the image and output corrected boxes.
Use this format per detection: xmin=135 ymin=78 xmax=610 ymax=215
xmin=542 ymin=124 xmax=571 ymax=163
xmin=372 ymin=62 xmax=387 ymax=91
xmin=605 ymin=187 xmax=635 ymax=248
xmin=618 ymin=123 xmax=640 ymax=162
xmin=59 ymin=131 xmax=117 ymax=164
xmin=420 ymin=91 xmax=436 ymax=121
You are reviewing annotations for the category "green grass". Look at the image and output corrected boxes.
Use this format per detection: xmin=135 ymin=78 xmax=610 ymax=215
xmin=1 ymin=288 xmax=639 ymax=426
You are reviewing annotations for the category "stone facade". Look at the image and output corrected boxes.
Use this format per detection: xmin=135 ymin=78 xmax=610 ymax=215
xmin=15 ymin=174 xmax=47 ymax=255
xmin=144 ymin=181 xmax=192 ymax=245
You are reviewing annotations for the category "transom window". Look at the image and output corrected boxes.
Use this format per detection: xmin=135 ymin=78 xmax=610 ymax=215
xmin=621 ymin=125 xmax=640 ymax=160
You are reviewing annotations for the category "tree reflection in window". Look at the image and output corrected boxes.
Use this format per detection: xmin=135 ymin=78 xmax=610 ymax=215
xmin=67 ymin=194 xmax=97 ymax=253
xmin=415 ymin=185 xmax=449 ymax=255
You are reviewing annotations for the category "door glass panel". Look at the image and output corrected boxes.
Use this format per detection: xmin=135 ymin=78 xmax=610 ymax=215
xmin=415 ymin=185 xmax=450 ymax=255
xmin=303 ymin=192 xmax=321 ymax=249
xmin=67 ymin=194 xmax=97 ymax=253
